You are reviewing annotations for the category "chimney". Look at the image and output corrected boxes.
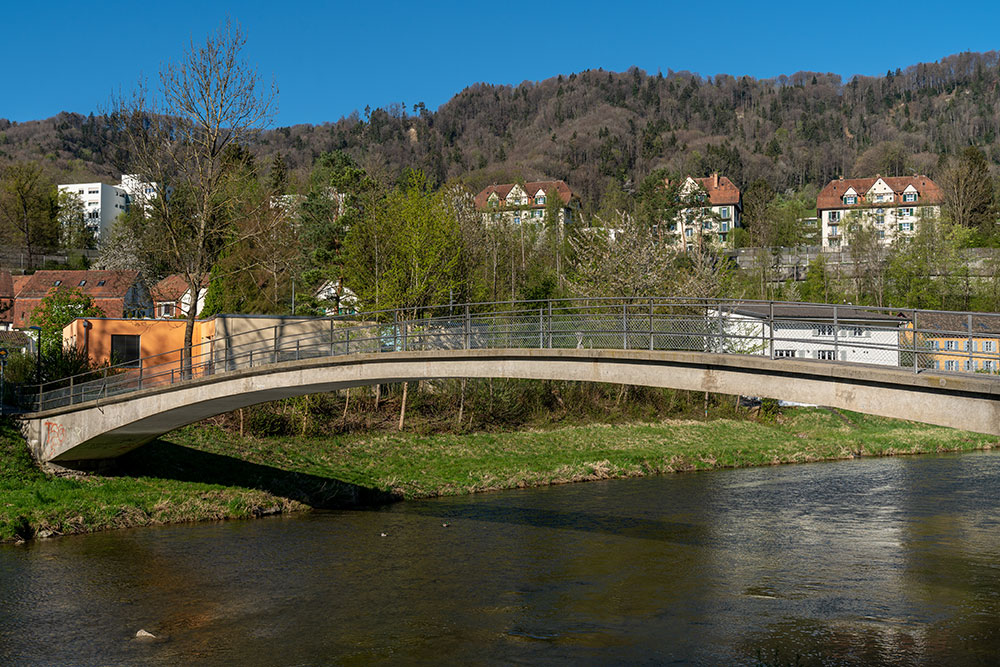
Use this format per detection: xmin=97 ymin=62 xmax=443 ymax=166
xmin=713 ymin=173 xmax=719 ymax=188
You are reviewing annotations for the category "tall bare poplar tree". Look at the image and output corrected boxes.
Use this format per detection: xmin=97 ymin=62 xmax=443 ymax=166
xmin=109 ymin=19 xmax=276 ymax=369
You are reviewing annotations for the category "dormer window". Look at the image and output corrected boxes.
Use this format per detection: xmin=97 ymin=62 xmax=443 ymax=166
xmin=54 ymin=280 xmax=62 ymax=286
xmin=844 ymin=196 xmax=856 ymax=205
xmin=78 ymin=280 xmax=86 ymax=286
xmin=537 ymin=196 xmax=546 ymax=205
xmin=903 ymin=193 xmax=917 ymax=202
xmin=97 ymin=280 xmax=106 ymax=286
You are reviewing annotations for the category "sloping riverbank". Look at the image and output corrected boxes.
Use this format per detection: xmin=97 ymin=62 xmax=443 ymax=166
xmin=2 ymin=409 xmax=996 ymax=543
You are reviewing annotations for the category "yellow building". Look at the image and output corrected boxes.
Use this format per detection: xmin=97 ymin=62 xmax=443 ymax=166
xmin=908 ymin=313 xmax=1000 ymax=373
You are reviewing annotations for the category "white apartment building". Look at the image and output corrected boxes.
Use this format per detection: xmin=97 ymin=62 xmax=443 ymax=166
xmin=57 ymin=174 xmax=170 ymax=242
xmin=56 ymin=182 xmax=129 ymax=241
xmin=816 ymin=175 xmax=943 ymax=249
xmin=664 ymin=174 xmax=741 ymax=250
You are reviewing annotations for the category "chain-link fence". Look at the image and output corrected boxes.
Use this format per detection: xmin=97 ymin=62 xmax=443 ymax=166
xmin=27 ymin=298 xmax=1000 ymax=412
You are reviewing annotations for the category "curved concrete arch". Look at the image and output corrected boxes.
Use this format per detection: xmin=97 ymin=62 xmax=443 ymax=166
xmin=23 ymin=348 xmax=1000 ymax=464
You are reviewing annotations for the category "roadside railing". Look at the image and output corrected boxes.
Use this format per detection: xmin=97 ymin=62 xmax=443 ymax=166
xmin=25 ymin=298 xmax=1000 ymax=412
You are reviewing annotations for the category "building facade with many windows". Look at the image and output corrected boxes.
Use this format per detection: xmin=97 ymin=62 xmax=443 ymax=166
xmin=474 ymin=180 xmax=579 ymax=228
xmin=816 ymin=175 xmax=943 ymax=249
xmin=56 ymin=182 xmax=129 ymax=241
xmin=664 ymin=174 xmax=741 ymax=251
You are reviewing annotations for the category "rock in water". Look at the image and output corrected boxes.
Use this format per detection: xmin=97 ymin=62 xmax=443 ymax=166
xmin=135 ymin=629 xmax=157 ymax=640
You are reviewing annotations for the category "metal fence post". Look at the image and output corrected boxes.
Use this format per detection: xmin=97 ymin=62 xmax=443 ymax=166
xmin=833 ymin=304 xmax=839 ymax=361
xmin=330 ymin=319 xmax=336 ymax=356
xmin=464 ymin=305 xmax=470 ymax=350
xmin=547 ymin=301 xmax=553 ymax=349
xmin=539 ymin=307 xmax=544 ymax=349
xmin=622 ymin=302 xmax=628 ymax=350
xmin=273 ymin=326 xmax=279 ymax=364
xmin=346 ymin=328 xmax=351 ymax=355
xmin=968 ymin=313 xmax=974 ymax=373
xmin=69 ymin=376 xmax=74 ymax=405
xmin=913 ymin=310 xmax=918 ymax=373
xmin=768 ymin=301 xmax=775 ymax=359
xmin=648 ymin=298 xmax=654 ymax=351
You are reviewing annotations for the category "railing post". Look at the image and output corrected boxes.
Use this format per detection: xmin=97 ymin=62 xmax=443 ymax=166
xmin=138 ymin=363 xmax=143 ymax=390
xmin=330 ymin=319 xmax=335 ymax=356
xmin=346 ymin=328 xmax=351 ymax=355
xmin=833 ymin=304 xmax=839 ymax=361
xmin=69 ymin=376 xmax=74 ymax=405
xmin=648 ymin=298 xmax=654 ymax=351
xmin=622 ymin=302 xmax=628 ymax=350
xmin=464 ymin=305 xmax=470 ymax=350
xmin=968 ymin=313 xmax=974 ymax=373
xmin=913 ymin=310 xmax=918 ymax=373
xmin=539 ymin=307 xmax=544 ymax=349
xmin=768 ymin=301 xmax=775 ymax=359
xmin=402 ymin=319 xmax=408 ymax=352
xmin=547 ymin=301 xmax=553 ymax=349
xmin=296 ymin=339 xmax=300 ymax=360
xmin=250 ymin=349 xmax=254 ymax=367
xmin=394 ymin=311 xmax=399 ymax=352
xmin=273 ymin=326 xmax=279 ymax=364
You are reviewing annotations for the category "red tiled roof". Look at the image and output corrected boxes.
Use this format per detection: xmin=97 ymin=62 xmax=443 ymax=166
xmin=816 ymin=175 xmax=943 ymax=211
xmin=0 ymin=271 xmax=12 ymax=326
xmin=474 ymin=180 xmax=576 ymax=210
xmin=17 ymin=270 xmax=140 ymax=299
xmin=11 ymin=275 xmax=29 ymax=297
xmin=667 ymin=174 xmax=741 ymax=206
xmin=152 ymin=274 xmax=208 ymax=303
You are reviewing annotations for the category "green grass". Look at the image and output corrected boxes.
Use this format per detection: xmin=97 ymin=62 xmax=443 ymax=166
xmin=1 ymin=409 xmax=996 ymax=543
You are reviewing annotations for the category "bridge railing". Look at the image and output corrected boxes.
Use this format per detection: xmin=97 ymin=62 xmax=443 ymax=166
xmin=26 ymin=298 xmax=1000 ymax=412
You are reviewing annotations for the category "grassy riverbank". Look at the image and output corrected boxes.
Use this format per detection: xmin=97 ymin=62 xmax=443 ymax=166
xmin=1 ymin=409 xmax=996 ymax=543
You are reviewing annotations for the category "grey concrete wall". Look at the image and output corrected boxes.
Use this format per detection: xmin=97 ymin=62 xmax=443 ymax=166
xmin=23 ymin=348 xmax=1000 ymax=465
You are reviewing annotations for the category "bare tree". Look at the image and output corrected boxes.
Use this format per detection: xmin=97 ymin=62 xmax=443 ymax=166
xmin=108 ymin=19 xmax=277 ymax=370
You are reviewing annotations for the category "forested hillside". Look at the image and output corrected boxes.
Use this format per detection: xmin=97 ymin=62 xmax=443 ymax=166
xmin=3 ymin=50 xmax=1000 ymax=210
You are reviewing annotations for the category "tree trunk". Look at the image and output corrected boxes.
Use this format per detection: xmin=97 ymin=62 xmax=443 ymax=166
xmin=457 ymin=378 xmax=466 ymax=426
xmin=398 ymin=381 xmax=408 ymax=431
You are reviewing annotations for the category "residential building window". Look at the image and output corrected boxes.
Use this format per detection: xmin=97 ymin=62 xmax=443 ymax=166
xmin=899 ymin=222 xmax=913 ymax=232
xmin=898 ymin=208 xmax=914 ymax=216
xmin=78 ymin=280 xmax=86 ymax=286
xmin=829 ymin=225 xmax=839 ymax=237
xmin=685 ymin=228 xmax=693 ymax=237
xmin=719 ymin=207 xmax=730 ymax=219
xmin=985 ymin=341 xmax=996 ymax=353
xmin=53 ymin=280 xmax=62 ymax=286
xmin=537 ymin=196 xmax=545 ymax=205
xmin=844 ymin=196 xmax=856 ymax=205
xmin=964 ymin=341 xmax=970 ymax=351
xmin=985 ymin=360 xmax=996 ymax=372
xmin=110 ymin=334 xmax=141 ymax=368
xmin=933 ymin=361 xmax=940 ymax=370
xmin=817 ymin=350 xmax=837 ymax=360
xmin=945 ymin=341 xmax=958 ymax=351
xmin=903 ymin=193 xmax=917 ymax=202
xmin=965 ymin=360 xmax=977 ymax=371
xmin=721 ymin=222 xmax=729 ymax=232
xmin=875 ymin=215 xmax=885 ymax=225
xmin=878 ymin=230 xmax=885 ymax=239
xmin=829 ymin=211 xmax=840 ymax=222
xmin=774 ymin=349 xmax=795 ymax=358
xmin=842 ymin=326 xmax=865 ymax=337
xmin=945 ymin=360 xmax=958 ymax=371
xmin=816 ymin=324 xmax=836 ymax=336
xmin=513 ymin=216 xmax=520 ymax=225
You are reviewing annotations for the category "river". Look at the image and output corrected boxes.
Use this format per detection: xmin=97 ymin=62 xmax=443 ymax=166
xmin=2 ymin=451 xmax=999 ymax=665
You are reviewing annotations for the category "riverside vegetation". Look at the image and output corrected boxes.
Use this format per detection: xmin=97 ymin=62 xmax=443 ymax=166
xmin=2 ymin=381 xmax=996 ymax=543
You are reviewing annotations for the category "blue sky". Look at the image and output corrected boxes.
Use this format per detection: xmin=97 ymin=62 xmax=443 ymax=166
xmin=3 ymin=1 xmax=998 ymax=127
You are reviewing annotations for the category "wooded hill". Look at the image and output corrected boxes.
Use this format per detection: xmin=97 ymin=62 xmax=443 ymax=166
xmin=3 ymin=50 xmax=1000 ymax=210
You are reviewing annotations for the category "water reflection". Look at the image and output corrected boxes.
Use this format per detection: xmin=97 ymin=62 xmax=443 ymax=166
xmin=1 ymin=452 xmax=999 ymax=664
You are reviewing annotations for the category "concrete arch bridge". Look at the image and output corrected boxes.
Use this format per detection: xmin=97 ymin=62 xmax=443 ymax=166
xmin=20 ymin=298 xmax=1000 ymax=466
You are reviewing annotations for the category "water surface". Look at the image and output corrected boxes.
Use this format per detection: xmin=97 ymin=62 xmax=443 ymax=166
xmin=2 ymin=451 xmax=999 ymax=664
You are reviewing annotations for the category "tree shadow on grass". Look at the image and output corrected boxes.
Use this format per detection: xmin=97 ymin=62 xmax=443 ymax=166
xmin=112 ymin=440 xmax=399 ymax=510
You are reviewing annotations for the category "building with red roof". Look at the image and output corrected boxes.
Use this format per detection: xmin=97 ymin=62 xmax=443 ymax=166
xmin=152 ymin=274 xmax=209 ymax=319
xmin=11 ymin=270 xmax=152 ymax=329
xmin=664 ymin=174 xmax=742 ymax=250
xmin=474 ymin=180 xmax=580 ymax=228
xmin=816 ymin=175 xmax=943 ymax=248
xmin=0 ymin=270 xmax=13 ymax=331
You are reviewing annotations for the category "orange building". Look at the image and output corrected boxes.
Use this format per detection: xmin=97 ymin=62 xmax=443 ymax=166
xmin=63 ymin=317 xmax=217 ymax=383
